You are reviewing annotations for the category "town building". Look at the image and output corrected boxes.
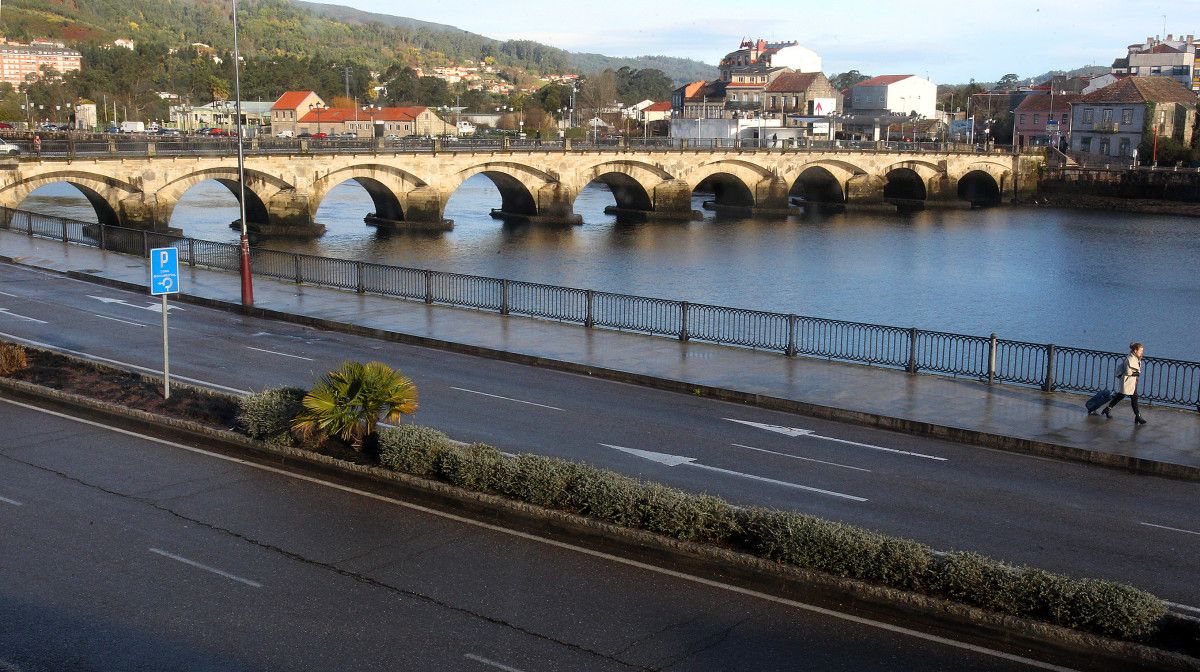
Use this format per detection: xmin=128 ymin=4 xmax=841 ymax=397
xmin=640 ymin=101 xmax=673 ymax=123
xmin=0 ymin=40 xmax=81 ymax=87
xmin=271 ymin=91 xmax=325 ymax=132
xmin=1013 ymin=92 xmax=1078 ymax=149
xmin=1111 ymin=35 xmax=1199 ymax=91
xmin=1069 ymin=76 xmax=1197 ymax=160
xmin=848 ymin=75 xmax=937 ymax=118
xmin=171 ymin=100 xmax=274 ymax=133
xmin=670 ymin=38 xmax=840 ymax=137
xmin=1082 ymin=73 xmax=1123 ymax=94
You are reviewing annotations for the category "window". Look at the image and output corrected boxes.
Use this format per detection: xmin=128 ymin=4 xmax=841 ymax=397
xmin=1081 ymin=137 xmax=1092 ymax=152
xmin=1119 ymin=137 xmax=1131 ymax=156
xmin=1151 ymin=66 xmax=1162 ymax=74
xmin=1099 ymin=137 xmax=1110 ymax=155
xmin=1083 ymin=108 xmax=1094 ymax=124
xmin=1062 ymin=113 xmax=1068 ymax=124
xmin=1033 ymin=114 xmax=1040 ymax=125
xmin=1121 ymin=108 xmax=1133 ymax=125
xmin=1020 ymin=114 xmax=1026 ymax=125
xmin=1101 ymin=108 xmax=1113 ymax=123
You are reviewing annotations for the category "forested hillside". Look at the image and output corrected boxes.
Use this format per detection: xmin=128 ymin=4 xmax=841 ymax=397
xmin=0 ymin=0 xmax=713 ymax=81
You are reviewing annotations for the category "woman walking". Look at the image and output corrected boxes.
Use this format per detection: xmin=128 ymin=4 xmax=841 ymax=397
xmin=1104 ymin=342 xmax=1147 ymax=425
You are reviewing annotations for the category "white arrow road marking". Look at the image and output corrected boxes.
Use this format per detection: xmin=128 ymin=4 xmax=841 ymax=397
xmin=600 ymin=444 xmax=867 ymax=502
xmin=725 ymin=418 xmax=947 ymax=461
xmin=87 ymin=295 xmax=183 ymax=313
xmin=0 ymin=308 xmax=47 ymax=324
xmin=1166 ymin=602 xmax=1200 ymax=616
xmin=0 ymin=495 xmax=23 ymax=506
xmin=731 ymin=443 xmax=871 ymax=473
xmin=1139 ymin=522 xmax=1200 ymax=537
xmin=463 ymin=654 xmax=527 ymax=672
xmin=451 ymin=386 xmax=565 ymax=411
xmin=0 ymin=289 xmax=18 ymax=297
xmin=246 ymin=346 xmax=314 ymax=361
xmin=148 ymin=548 xmax=262 ymax=588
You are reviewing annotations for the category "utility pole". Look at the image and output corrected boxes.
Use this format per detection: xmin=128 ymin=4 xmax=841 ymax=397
xmin=344 ymin=65 xmax=352 ymax=99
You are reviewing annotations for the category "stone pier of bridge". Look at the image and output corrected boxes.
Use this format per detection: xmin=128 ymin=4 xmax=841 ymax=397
xmin=0 ymin=148 xmax=1043 ymax=238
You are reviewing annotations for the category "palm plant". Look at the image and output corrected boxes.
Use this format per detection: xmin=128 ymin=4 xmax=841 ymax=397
xmin=292 ymin=361 xmax=418 ymax=452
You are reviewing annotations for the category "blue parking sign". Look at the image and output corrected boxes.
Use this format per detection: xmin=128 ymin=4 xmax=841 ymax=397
xmin=150 ymin=247 xmax=180 ymax=295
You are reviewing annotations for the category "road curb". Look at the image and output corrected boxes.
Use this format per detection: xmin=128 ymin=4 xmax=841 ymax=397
xmin=0 ymin=375 xmax=1195 ymax=671
xmin=2 ymin=254 xmax=1198 ymax=482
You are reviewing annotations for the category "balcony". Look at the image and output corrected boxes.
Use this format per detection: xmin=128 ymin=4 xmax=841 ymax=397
xmin=1091 ymin=122 xmax=1121 ymax=133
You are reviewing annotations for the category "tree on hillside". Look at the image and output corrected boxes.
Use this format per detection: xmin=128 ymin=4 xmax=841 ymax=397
xmin=831 ymin=70 xmax=871 ymax=90
xmin=386 ymin=67 xmax=421 ymax=104
xmin=578 ymin=70 xmax=617 ymax=118
xmin=996 ymin=73 xmax=1020 ymax=91
xmin=613 ymin=67 xmax=673 ymax=104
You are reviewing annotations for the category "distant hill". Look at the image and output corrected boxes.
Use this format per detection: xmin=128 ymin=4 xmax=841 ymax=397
xmin=569 ymin=52 xmax=716 ymax=83
xmin=1024 ymin=65 xmax=1110 ymax=85
xmin=298 ymin=0 xmax=716 ymax=83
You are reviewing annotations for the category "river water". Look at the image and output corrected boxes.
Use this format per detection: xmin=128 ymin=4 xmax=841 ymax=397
xmin=18 ymin=178 xmax=1200 ymax=360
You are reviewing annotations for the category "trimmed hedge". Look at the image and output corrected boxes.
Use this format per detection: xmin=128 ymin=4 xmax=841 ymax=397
xmin=329 ymin=424 xmax=1169 ymax=640
xmin=236 ymin=387 xmax=307 ymax=446
xmin=0 ymin=343 xmax=28 ymax=376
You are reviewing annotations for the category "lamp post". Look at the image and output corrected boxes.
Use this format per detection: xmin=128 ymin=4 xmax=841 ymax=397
xmin=312 ymin=102 xmax=327 ymax=135
xmin=232 ymin=0 xmax=253 ymax=306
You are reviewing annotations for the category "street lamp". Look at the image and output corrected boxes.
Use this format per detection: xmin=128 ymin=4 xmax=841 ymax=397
xmin=312 ymin=102 xmax=327 ymax=135
xmin=232 ymin=0 xmax=253 ymax=306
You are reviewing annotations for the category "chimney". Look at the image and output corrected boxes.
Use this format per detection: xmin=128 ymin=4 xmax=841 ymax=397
xmin=1167 ymin=34 xmax=1174 ymax=41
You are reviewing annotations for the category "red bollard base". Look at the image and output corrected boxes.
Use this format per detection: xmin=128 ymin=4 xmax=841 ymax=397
xmin=239 ymin=234 xmax=254 ymax=306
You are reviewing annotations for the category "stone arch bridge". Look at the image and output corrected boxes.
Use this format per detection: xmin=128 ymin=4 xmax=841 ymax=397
xmin=0 ymin=148 xmax=1043 ymax=237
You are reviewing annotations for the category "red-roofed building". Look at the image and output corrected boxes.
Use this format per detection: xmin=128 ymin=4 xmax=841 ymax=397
xmin=271 ymin=91 xmax=324 ymax=134
xmin=848 ymin=74 xmax=936 ymax=118
xmin=1013 ymin=92 xmax=1079 ymax=149
xmin=641 ymin=101 xmax=673 ymax=123
xmin=1069 ymin=76 xmax=1197 ymax=159
xmin=294 ymin=105 xmax=450 ymax=137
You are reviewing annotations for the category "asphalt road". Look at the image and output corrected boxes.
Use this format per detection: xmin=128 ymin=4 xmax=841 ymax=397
xmin=0 ymin=399 xmax=1064 ymax=671
xmin=0 ymin=261 xmax=1196 ymax=613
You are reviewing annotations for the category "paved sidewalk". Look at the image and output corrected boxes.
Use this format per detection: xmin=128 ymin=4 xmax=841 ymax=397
xmin=2 ymin=228 xmax=1198 ymax=478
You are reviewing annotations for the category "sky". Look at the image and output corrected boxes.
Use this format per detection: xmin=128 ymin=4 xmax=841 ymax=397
xmin=331 ymin=0 xmax=1200 ymax=83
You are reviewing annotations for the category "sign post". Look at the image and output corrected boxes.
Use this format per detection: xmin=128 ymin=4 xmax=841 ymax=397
xmin=149 ymin=247 xmax=180 ymax=399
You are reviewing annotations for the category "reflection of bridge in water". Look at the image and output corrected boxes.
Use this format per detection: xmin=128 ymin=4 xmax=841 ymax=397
xmin=0 ymin=145 xmax=1043 ymax=238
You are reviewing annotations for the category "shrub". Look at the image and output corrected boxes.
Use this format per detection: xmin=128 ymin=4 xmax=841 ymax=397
xmin=436 ymin=442 xmax=504 ymax=490
xmin=237 ymin=387 xmax=307 ymax=445
xmin=564 ymin=467 xmax=644 ymax=527
xmin=0 ymin=343 xmax=28 ymax=376
xmin=635 ymin=484 xmax=739 ymax=544
xmin=933 ymin=553 xmax=1165 ymax=639
xmin=495 ymin=454 xmax=579 ymax=508
xmin=378 ymin=425 xmax=452 ymax=477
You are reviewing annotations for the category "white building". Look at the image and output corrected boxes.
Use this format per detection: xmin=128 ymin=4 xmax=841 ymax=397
xmin=849 ymin=74 xmax=937 ymax=119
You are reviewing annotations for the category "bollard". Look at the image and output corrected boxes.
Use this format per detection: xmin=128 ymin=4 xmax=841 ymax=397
xmin=987 ymin=333 xmax=997 ymax=385
xmin=141 ymin=230 xmax=148 ymax=257
xmin=61 ymin=219 xmax=68 ymax=243
xmin=424 ymin=269 xmax=433 ymax=304
xmin=293 ymin=255 xmax=303 ymax=284
xmin=99 ymin=223 xmax=106 ymax=250
xmin=786 ymin=314 xmax=798 ymax=357
xmin=679 ymin=302 xmax=690 ymax=342
xmin=187 ymin=238 xmax=195 ymax=266
xmin=500 ymin=279 xmax=510 ymax=315
xmin=907 ymin=327 xmax=919 ymax=373
xmin=356 ymin=262 xmax=365 ymax=293
xmin=1043 ymin=344 xmax=1057 ymax=392
xmin=585 ymin=289 xmax=594 ymax=328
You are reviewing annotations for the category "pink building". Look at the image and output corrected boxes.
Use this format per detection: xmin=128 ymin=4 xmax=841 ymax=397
xmin=1013 ymin=92 xmax=1079 ymax=149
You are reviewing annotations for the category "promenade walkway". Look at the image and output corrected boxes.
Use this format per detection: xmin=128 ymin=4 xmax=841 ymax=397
xmin=2 ymin=228 xmax=1197 ymax=478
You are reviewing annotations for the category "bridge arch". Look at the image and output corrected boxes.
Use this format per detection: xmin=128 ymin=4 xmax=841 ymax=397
xmin=883 ymin=167 xmax=928 ymax=204
xmin=789 ymin=166 xmax=848 ymax=207
xmin=157 ymin=167 xmax=294 ymax=232
xmin=956 ymin=170 xmax=1003 ymax=207
xmin=447 ymin=161 xmax=562 ymax=220
xmin=308 ymin=165 xmax=429 ymax=225
xmin=568 ymin=160 xmax=674 ymax=215
xmin=0 ymin=170 xmax=137 ymax=228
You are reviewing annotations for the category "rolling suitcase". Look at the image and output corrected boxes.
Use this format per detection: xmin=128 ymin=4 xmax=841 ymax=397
xmin=1086 ymin=390 xmax=1113 ymax=414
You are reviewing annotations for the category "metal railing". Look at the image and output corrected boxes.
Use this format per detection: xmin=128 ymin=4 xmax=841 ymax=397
xmin=1 ymin=205 xmax=1196 ymax=410
xmin=0 ymin=134 xmax=1012 ymax=160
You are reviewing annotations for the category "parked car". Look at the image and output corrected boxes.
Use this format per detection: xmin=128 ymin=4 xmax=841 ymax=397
xmin=384 ymin=133 xmax=401 ymax=141
xmin=276 ymin=129 xmax=294 ymax=138
xmin=310 ymin=132 xmax=328 ymax=139
xmin=157 ymin=128 xmax=181 ymax=137
xmin=208 ymin=128 xmax=229 ymax=136
xmin=105 ymin=126 xmax=120 ymax=134
xmin=0 ymin=141 xmax=20 ymax=156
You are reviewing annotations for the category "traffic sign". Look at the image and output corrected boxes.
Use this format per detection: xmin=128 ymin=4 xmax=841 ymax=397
xmin=150 ymin=247 xmax=180 ymax=296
